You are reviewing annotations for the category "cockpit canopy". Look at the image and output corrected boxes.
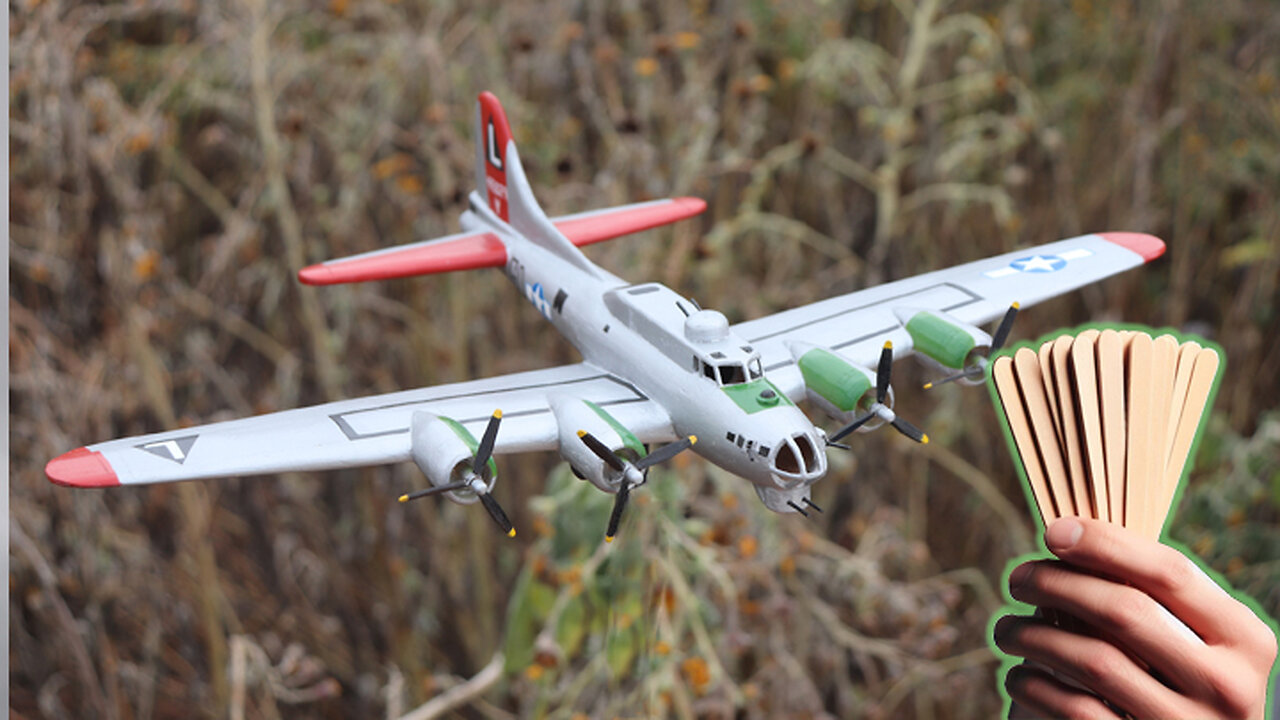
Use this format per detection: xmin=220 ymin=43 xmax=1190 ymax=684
xmin=696 ymin=354 xmax=763 ymax=386
xmin=602 ymin=283 xmax=767 ymax=385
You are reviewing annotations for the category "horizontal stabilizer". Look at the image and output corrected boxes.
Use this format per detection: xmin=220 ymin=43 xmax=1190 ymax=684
xmin=298 ymin=197 xmax=705 ymax=286
xmin=551 ymin=197 xmax=706 ymax=246
xmin=299 ymin=230 xmax=506 ymax=285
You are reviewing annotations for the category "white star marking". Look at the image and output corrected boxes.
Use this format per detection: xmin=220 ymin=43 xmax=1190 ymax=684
xmin=1014 ymin=255 xmax=1063 ymax=272
xmin=984 ymin=247 xmax=1092 ymax=279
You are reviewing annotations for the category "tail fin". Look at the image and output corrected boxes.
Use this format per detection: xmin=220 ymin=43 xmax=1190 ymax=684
xmin=475 ymin=91 xmax=514 ymax=222
xmin=473 ymin=92 xmax=602 ymax=276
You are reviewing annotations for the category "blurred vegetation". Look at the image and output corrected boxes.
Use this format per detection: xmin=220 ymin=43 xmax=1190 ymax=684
xmin=9 ymin=0 xmax=1278 ymax=717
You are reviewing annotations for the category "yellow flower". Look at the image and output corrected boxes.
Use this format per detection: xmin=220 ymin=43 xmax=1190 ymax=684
xmin=680 ymin=657 xmax=711 ymax=695
xmin=674 ymin=32 xmax=700 ymax=50
xmin=634 ymin=57 xmax=660 ymax=77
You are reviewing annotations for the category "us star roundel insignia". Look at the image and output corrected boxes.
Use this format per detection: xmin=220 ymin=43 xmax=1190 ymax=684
xmin=1011 ymin=254 xmax=1067 ymax=272
xmin=984 ymin=248 xmax=1092 ymax=279
xmin=136 ymin=435 xmax=198 ymax=464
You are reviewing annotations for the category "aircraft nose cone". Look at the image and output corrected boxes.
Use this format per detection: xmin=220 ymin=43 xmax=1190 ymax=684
xmin=771 ymin=431 xmax=826 ymax=486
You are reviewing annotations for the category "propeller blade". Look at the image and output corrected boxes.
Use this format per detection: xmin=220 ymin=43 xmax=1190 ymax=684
xmin=828 ymin=412 xmax=875 ymax=444
xmin=478 ymin=491 xmax=516 ymax=537
xmin=577 ymin=430 xmax=626 ymax=472
xmin=876 ymin=341 xmax=893 ymax=403
xmin=605 ymin=481 xmax=631 ymax=543
xmin=890 ymin=416 xmax=929 ymax=444
xmin=398 ymin=480 xmax=470 ymax=503
xmin=923 ymin=369 xmax=973 ymax=390
xmin=634 ymin=435 xmax=697 ymax=470
xmin=472 ymin=410 xmax=502 ymax=473
xmin=990 ymin=302 xmax=1020 ymax=353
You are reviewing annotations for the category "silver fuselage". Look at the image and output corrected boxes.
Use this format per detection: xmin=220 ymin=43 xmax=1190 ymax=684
xmin=463 ymin=199 xmax=828 ymax=495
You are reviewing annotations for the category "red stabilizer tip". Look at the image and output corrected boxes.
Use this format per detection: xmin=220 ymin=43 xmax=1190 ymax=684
xmin=46 ymin=447 xmax=120 ymax=488
xmin=1098 ymin=232 xmax=1166 ymax=262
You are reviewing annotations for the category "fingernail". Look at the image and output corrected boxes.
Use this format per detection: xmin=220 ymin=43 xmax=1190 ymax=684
xmin=1008 ymin=563 xmax=1032 ymax=590
xmin=1046 ymin=517 xmax=1083 ymax=551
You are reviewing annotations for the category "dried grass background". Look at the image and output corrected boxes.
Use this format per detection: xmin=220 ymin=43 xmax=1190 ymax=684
xmin=9 ymin=0 xmax=1279 ymax=718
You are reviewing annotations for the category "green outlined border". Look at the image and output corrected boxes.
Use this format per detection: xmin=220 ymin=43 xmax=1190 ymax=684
xmin=983 ymin=322 xmax=1279 ymax=717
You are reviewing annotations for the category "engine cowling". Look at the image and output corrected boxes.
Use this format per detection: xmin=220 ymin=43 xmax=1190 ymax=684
xmin=410 ymin=411 xmax=496 ymax=504
xmin=789 ymin=343 xmax=892 ymax=430
xmin=895 ymin=308 xmax=992 ymax=382
xmin=548 ymin=394 xmax=645 ymax=492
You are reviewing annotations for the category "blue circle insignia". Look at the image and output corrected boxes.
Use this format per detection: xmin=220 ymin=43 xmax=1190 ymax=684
xmin=1010 ymin=254 xmax=1067 ymax=273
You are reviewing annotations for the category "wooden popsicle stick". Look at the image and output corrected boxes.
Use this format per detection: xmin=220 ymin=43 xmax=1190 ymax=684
xmin=1153 ymin=341 xmax=1203 ymax=531
xmin=1097 ymin=329 xmax=1128 ymax=525
xmin=1145 ymin=335 xmax=1179 ymax=537
xmin=1014 ymin=347 xmax=1077 ymax=516
xmin=993 ymin=355 xmax=1058 ymax=526
xmin=1071 ymin=330 xmax=1109 ymax=522
xmin=1051 ymin=335 xmax=1094 ymax=519
xmin=1164 ymin=347 xmax=1220 ymax=495
xmin=1039 ymin=340 xmax=1064 ymax=446
xmin=1166 ymin=341 xmax=1203 ymax=462
xmin=1125 ymin=333 xmax=1155 ymax=535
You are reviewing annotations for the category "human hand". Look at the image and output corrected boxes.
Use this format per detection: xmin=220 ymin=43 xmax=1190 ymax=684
xmin=994 ymin=516 xmax=1277 ymax=719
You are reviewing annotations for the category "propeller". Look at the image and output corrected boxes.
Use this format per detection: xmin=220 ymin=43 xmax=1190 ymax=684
xmin=399 ymin=410 xmax=516 ymax=538
xmin=829 ymin=341 xmax=929 ymax=445
xmin=924 ymin=302 xmax=1020 ymax=389
xmin=576 ymin=431 xmax=698 ymax=542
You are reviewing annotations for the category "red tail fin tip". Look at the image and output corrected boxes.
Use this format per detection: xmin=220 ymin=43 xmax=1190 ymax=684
xmin=478 ymin=92 xmax=512 ymax=221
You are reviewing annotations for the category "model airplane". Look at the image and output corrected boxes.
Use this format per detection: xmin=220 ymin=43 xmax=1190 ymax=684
xmin=46 ymin=92 xmax=1166 ymax=541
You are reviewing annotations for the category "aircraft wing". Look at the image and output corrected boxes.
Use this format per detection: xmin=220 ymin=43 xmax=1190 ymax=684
xmin=46 ymin=363 xmax=675 ymax=488
xmin=735 ymin=232 xmax=1165 ymax=398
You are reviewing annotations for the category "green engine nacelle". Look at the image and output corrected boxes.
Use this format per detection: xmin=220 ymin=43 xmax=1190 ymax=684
xmin=896 ymin=309 xmax=991 ymax=370
xmin=791 ymin=344 xmax=877 ymax=418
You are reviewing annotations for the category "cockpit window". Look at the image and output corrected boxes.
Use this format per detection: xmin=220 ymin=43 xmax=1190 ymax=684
xmin=719 ymin=363 xmax=747 ymax=385
xmin=703 ymin=362 xmax=717 ymax=382
xmin=748 ymin=357 xmax=762 ymax=380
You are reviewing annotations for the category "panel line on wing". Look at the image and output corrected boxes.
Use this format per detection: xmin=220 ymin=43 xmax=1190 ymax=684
xmin=330 ymin=374 xmax=649 ymax=440
xmin=744 ymin=282 xmax=983 ymax=344
xmin=758 ymin=291 xmax=982 ymax=372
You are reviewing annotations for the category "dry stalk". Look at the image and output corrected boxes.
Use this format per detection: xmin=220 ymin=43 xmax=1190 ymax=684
xmin=920 ymin=442 xmax=1034 ymax=556
xmin=11 ymin=521 xmax=111 ymax=719
xmin=397 ymin=651 xmax=505 ymax=720
xmin=244 ymin=0 xmax=343 ymax=401
xmin=877 ymin=645 xmax=996 ymax=717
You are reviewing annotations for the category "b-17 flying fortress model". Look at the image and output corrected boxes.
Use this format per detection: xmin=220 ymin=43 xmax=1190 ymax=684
xmin=46 ymin=92 xmax=1166 ymax=542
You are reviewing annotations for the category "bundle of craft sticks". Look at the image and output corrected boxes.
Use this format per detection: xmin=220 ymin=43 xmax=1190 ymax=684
xmin=992 ymin=329 xmax=1221 ymax=540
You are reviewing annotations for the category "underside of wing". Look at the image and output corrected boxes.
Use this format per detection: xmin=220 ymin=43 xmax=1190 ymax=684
xmin=739 ymin=232 xmax=1164 ymax=399
xmin=46 ymin=363 xmax=675 ymax=488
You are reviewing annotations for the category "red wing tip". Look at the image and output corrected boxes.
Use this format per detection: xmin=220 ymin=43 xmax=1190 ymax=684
xmin=1098 ymin=232 xmax=1166 ymax=262
xmin=297 ymin=264 xmax=335 ymax=285
xmin=46 ymin=447 xmax=120 ymax=488
xmin=672 ymin=196 xmax=708 ymax=215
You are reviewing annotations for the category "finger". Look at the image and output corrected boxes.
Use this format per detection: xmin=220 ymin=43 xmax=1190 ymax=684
xmin=1005 ymin=663 xmax=1123 ymax=720
xmin=994 ymin=615 xmax=1195 ymax=719
xmin=1044 ymin=517 xmax=1262 ymax=649
xmin=1008 ymin=559 xmax=1208 ymax=692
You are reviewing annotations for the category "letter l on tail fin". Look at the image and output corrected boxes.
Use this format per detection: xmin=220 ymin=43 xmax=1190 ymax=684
xmin=475 ymin=91 xmax=512 ymax=222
